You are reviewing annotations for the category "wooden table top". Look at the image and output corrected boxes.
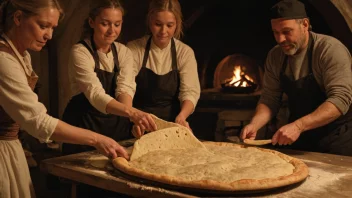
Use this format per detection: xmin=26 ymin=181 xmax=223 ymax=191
xmin=40 ymin=139 xmax=352 ymax=198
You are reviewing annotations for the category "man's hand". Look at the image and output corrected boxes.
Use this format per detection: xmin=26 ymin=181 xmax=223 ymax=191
xmin=240 ymin=123 xmax=258 ymax=140
xmin=272 ymin=122 xmax=303 ymax=145
xmin=93 ymin=133 xmax=129 ymax=160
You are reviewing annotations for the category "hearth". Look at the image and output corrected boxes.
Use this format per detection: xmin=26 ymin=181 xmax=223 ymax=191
xmin=213 ymin=54 xmax=262 ymax=94
xmin=220 ymin=67 xmax=258 ymax=94
xmin=192 ymin=54 xmax=263 ymax=141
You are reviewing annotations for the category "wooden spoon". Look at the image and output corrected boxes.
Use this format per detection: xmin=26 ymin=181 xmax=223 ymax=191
xmin=243 ymin=139 xmax=272 ymax=146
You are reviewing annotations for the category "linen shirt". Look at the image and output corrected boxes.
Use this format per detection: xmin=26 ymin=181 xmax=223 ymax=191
xmin=260 ymin=32 xmax=352 ymax=116
xmin=0 ymin=35 xmax=58 ymax=142
xmin=127 ymin=35 xmax=200 ymax=108
xmin=68 ymin=39 xmax=135 ymax=114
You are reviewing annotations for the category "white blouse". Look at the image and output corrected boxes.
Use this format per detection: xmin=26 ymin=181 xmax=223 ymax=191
xmin=68 ymin=39 xmax=136 ymax=114
xmin=0 ymin=34 xmax=58 ymax=142
xmin=127 ymin=35 xmax=200 ymax=108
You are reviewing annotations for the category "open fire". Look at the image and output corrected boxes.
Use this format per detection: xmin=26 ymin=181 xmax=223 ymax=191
xmin=221 ymin=65 xmax=258 ymax=93
xmin=213 ymin=54 xmax=261 ymax=93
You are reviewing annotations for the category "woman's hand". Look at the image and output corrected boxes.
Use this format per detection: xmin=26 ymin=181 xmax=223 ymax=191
xmin=129 ymin=108 xmax=157 ymax=132
xmin=175 ymin=114 xmax=191 ymax=130
xmin=131 ymin=125 xmax=143 ymax=138
xmin=93 ymin=133 xmax=129 ymax=160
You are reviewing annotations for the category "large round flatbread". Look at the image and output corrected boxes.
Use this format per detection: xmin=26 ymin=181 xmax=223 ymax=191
xmin=113 ymin=125 xmax=308 ymax=191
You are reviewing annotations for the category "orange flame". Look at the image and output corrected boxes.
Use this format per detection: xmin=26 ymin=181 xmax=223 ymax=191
xmin=227 ymin=66 xmax=254 ymax=87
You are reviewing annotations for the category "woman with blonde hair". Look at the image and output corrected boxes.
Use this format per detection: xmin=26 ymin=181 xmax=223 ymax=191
xmin=0 ymin=0 xmax=153 ymax=197
xmin=127 ymin=0 xmax=200 ymax=137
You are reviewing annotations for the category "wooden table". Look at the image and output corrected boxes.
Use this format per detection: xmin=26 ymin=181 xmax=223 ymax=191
xmin=40 ymin=139 xmax=352 ymax=198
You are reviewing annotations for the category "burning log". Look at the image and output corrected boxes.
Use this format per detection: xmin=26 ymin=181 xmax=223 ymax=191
xmin=221 ymin=66 xmax=258 ymax=93
xmin=223 ymin=74 xmax=256 ymax=87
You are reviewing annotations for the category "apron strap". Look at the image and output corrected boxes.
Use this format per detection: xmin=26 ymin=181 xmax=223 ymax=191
xmin=78 ymin=36 xmax=120 ymax=73
xmin=141 ymin=37 xmax=152 ymax=68
xmin=111 ymin=42 xmax=120 ymax=73
xmin=170 ymin=38 xmax=177 ymax=70
xmin=78 ymin=39 xmax=100 ymax=70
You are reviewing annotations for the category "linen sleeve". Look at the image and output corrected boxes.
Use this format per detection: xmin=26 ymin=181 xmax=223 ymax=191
xmin=0 ymin=53 xmax=58 ymax=142
xmin=69 ymin=44 xmax=114 ymax=114
xmin=177 ymin=46 xmax=200 ymax=110
xmin=126 ymin=40 xmax=143 ymax=76
xmin=115 ymin=43 xmax=137 ymax=99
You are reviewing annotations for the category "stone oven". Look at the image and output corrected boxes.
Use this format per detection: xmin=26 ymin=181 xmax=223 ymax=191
xmin=213 ymin=54 xmax=263 ymax=94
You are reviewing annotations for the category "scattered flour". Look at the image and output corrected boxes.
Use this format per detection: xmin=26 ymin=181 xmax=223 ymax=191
xmin=265 ymin=160 xmax=349 ymax=198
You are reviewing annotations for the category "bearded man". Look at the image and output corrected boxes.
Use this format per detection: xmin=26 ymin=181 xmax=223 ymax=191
xmin=241 ymin=0 xmax=352 ymax=156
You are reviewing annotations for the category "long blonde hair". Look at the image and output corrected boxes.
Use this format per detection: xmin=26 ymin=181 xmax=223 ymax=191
xmin=0 ymin=0 xmax=63 ymax=33
xmin=147 ymin=0 xmax=183 ymax=39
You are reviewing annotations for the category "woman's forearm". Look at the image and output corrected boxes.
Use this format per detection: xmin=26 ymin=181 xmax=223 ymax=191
xmin=105 ymin=98 xmax=157 ymax=132
xmin=50 ymin=120 xmax=97 ymax=146
xmin=105 ymin=99 xmax=131 ymax=117
xmin=178 ymin=100 xmax=194 ymax=119
xmin=51 ymin=120 xmax=129 ymax=159
xmin=117 ymin=93 xmax=133 ymax=107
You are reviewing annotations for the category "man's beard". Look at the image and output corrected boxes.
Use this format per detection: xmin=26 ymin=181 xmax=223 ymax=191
xmin=280 ymin=42 xmax=298 ymax=55
xmin=280 ymin=32 xmax=307 ymax=55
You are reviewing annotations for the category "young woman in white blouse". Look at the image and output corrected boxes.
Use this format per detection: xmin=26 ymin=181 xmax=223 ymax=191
xmin=62 ymin=0 xmax=157 ymax=155
xmin=0 ymin=0 xmax=154 ymax=197
xmin=127 ymin=0 xmax=201 ymax=137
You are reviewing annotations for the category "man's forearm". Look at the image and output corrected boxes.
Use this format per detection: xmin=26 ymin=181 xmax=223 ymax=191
xmin=250 ymin=103 xmax=273 ymax=130
xmin=294 ymin=101 xmax=342 ymax=132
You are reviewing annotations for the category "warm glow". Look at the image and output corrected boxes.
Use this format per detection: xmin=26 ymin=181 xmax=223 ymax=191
xmin=226 ymin=66 xmax=254 ymax=87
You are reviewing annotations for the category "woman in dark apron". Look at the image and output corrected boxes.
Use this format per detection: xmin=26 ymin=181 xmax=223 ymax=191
xmin=127 ymin=0 xmax=201 ymax=137
xmin=62 ymin=0 xmax=156 ymax=155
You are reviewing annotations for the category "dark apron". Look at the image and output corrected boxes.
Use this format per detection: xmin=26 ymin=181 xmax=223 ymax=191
xmin=280 ymin=33 xmax=352 ymax=156
xmin=133 ymin=37 xmax=180 ymax=121
xmin=62 ymin=36 xmax=132 ymax=155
